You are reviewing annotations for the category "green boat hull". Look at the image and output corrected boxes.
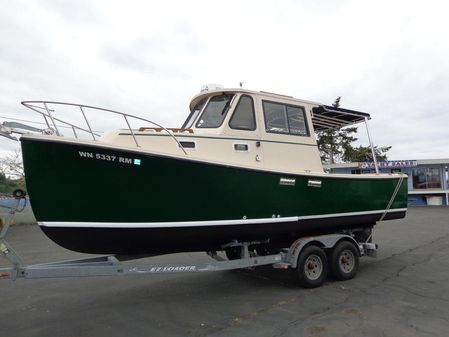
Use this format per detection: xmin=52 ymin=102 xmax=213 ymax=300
xmin=21 ymin=136 xmax=407 ymax=254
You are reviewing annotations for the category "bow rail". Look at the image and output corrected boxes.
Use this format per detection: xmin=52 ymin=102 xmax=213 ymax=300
xmin=21 ymin=101 xmax=188 ymax=155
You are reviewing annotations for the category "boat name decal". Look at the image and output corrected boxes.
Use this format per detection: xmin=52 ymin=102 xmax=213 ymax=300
xmin=78 ymin=151 xmax=141 ymax=166
xmin=279 ymin=178 xmax=296 ymax=186
xmin=128 ymin=265 xmax=196 ymax=273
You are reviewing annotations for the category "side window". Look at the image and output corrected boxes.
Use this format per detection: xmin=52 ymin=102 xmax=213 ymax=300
xmin=263 ymin=101 xmax=289 ymax=133
xmin=196 ymin=94 xmax=234 ymax=128
xmin=287 ymin=106 xmax=307 ymax=135
xmin=229 ymin=95 xmax=256 ymax=130
xmin=263 ymin=100 xmax=309 ymax=136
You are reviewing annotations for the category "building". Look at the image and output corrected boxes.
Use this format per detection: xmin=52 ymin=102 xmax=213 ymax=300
xmin=325 ymin=159 xmax=449 ymax=206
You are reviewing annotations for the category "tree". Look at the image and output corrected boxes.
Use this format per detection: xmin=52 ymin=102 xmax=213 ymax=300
xmin=1 ymin=150 xmax=24 ymax=179
xmin=342 ymin=145 xmax=392 ymax=162
xmin=0 ymin=150 xmax=25 ymax=192
xmin=316 ymin=97 xmax=391 ymax=164
xmin=316 ymin=97 xmax=358 ymax=164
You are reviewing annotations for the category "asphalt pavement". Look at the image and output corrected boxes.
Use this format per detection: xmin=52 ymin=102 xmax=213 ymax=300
xmin=1 ymin=207 xmax=449 ymax=337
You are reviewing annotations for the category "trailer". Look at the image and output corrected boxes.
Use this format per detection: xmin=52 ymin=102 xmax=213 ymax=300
xmin=0 ymin=191 xmax=378 ymax=288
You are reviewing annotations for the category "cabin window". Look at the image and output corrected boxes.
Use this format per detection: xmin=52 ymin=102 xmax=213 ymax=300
xmin=229 ymin=95 xmax=256 ymax=131
xmin=182 ymin=97 xmax=207 ymax=129
xmin=196 ymin=94 xmax=234 ymax=128
xmin=262 ymin=101 xmax=309 ymax=136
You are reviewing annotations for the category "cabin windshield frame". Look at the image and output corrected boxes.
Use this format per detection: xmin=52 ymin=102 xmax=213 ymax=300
xmin=182 ymin=97 xmax=208 ymax=129
xmin=195 ymin=94 xmax=235 ymax=129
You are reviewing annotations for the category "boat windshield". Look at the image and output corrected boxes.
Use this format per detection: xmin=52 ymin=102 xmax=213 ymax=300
xmin=182 ymin=97 xmax=207 ymax=129
xmin=196 ymin=94 xmax=234 ymax=128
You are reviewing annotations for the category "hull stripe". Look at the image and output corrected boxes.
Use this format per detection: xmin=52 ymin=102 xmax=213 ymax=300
xmin=38 ymin=208 xmax=407 ymax=228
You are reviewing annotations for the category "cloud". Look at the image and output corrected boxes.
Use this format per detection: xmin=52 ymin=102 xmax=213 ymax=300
xmin=0 ymin=0 xmax=448 ymax=160
xmin=40 ymin=0 xmax=102 ymax=23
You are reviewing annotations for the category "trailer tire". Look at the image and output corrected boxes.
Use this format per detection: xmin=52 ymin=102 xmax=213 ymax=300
xmin=330 ymin=241 xmax=359 ymax=281
xmin=12 ymin=189 xmax=26 ymax=199
xmin=294 ymin=245 xmax=328 ymax=288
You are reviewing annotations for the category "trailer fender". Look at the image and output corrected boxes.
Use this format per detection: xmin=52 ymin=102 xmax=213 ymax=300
xmin=285 ymin=234 xmax=359 ymax=269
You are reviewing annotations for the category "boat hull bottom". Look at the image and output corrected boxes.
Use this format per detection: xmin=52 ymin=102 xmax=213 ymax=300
xmin=39 ymin=210 xmax=405 ymax=255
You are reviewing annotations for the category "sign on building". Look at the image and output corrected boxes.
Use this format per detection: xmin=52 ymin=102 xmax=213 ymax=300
xmin=359 ymin=160 xmax=418 ymax=169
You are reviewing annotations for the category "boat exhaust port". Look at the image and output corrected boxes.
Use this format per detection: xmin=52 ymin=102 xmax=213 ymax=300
xmin=279 ymin=178 xmax=296 ymax=186
xmin=307 ymin=179 xmax=322 ymax=188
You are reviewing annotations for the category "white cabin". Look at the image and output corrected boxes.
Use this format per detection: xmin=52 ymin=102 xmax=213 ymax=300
xmin=100 ymin=88 xmax=369 ymax=175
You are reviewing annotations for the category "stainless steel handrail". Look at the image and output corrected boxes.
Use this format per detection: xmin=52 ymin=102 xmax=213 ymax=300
xmin=21 ymin=101 xmax=187 ymax=155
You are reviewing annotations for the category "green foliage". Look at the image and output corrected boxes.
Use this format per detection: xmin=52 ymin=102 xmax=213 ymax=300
xmin=317 ymin=126 xmax=358 ymax=164
xmin=0 ymin=150 xmax=26 ymax=193
xmin=0 ymin=175 xmax=24 ymax=193
xmin=342 ymin=145 xmax=392 ymax=162
xmin=317 ymin=97 xmax=358 ymax=164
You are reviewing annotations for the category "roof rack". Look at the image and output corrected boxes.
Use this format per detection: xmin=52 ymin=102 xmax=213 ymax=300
xmin=311 ymin=105 xmax=370 ymax=131
xmin=312 ymin=105 xmax=380 ymax=174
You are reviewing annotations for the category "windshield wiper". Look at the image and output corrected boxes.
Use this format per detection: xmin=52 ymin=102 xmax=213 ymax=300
xmin=221 ymin=95 xmax=235 ymax=115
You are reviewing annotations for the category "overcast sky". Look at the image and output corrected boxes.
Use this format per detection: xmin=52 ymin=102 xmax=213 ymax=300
xmin=1 ymin=0 xmax=448 ymax=159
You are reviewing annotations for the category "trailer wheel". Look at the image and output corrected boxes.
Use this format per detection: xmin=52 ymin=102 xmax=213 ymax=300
xmin=330 ymin=241 xmax=359 ymax=281
xmin=294 ymin=245 xmax=328 ymax=288
xmin=12 ymin=189 xmax=26 ymax=199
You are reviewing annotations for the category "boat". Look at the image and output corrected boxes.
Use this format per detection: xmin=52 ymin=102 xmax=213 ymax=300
xmin=16 ymin=85 xmax=407 ymax=255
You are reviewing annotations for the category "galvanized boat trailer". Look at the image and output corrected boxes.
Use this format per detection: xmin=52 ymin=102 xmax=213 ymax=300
xmin=0 ymin=192 xmax=378 ymax=288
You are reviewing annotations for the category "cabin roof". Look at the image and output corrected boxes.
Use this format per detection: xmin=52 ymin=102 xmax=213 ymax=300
xmin=189 ymin=88 xmax=371 ymax=131
xmin=189 ymin=88 xmax=320 ymax=111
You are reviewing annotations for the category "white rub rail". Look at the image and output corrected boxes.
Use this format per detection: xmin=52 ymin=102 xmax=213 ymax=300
xmin=21 ymin=101 xmax=188 ymax=155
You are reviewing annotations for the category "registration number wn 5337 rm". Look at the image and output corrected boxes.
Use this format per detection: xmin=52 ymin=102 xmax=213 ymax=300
xmin=78 ymin=151 xmax=141 ymax=165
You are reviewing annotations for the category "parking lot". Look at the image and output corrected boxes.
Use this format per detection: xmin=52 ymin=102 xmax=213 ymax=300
xmin=1 ymin=207 xmax=449 ymax=337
